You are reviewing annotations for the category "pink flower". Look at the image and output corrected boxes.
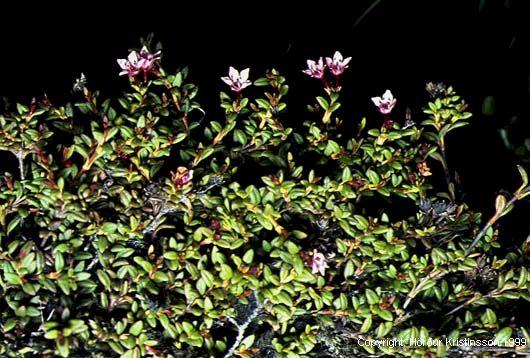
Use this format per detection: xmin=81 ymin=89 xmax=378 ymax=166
xmin=311 ymin=249 xmax=328 ymax=276
xmin=302 ymin=57 xmax=326 ymax=79
xmin=117 ymin=46 xmax=161 ymax=79
xmin=171 ymin=167 xmax=193 ymax=188
xmin=325 ymin=51 xmax=352 ymax=76
xmin=371 ymin=90 xmax=397 ymax=114
xmin=221 ymin=67 xmax=252 ymax=93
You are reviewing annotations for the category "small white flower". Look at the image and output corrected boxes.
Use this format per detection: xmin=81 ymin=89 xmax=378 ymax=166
xmin=311 ymin=249 xmax=328 ymax=276
xmin=221 ymin=67 xmax=252 ymax=93
xmin=117 ymin=47 xmax=161 ymax=79
xmin=371 ymin=89 xmax=397 ymax=114
xmin=325 ymin=51 xmax=352 ymax=76
xmin=302 ymin=57 xmax=326 ymax=79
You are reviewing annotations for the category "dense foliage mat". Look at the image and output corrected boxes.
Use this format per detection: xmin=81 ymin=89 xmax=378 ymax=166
xmin=1 ymin=39 xmax=530 ymax=357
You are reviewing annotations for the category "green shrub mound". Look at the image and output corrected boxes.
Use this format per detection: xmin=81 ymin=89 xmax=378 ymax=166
xmin=1 ymin=41 xmax=530 ymax=357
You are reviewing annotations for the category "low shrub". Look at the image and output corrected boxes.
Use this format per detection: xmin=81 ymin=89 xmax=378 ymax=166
xmin=1 ymin=39 xmax=529 ymax=357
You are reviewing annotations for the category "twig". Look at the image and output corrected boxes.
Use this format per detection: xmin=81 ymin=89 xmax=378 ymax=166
xmin=404 ymin=268 xmax=447 ymax=308
xmin=465 ymin=194 xmax=519 ymax=256
xmin=466 ymin=165 xmax=530 ymax=255
xmin=16 ymin=149 xmax=25 ymax=181
xmin=223 ymin=292 xmax=263 ymax=358
xmin=438 ymin=138 xmax=454 ymax=201
xmin=142 ymin=196 xmax=186 ymax=234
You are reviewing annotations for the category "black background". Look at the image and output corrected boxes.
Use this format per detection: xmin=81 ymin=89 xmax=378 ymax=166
xmin=1 ymin=0 xmax=529 ymax=244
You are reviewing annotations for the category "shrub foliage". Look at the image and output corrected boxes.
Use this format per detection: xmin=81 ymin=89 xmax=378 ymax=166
xmin=1 ymin=40 xmax=530 ymax=357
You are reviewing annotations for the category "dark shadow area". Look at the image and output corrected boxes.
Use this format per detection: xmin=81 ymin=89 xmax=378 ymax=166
xmin=1 ymin=0 xmax=529 ymax=241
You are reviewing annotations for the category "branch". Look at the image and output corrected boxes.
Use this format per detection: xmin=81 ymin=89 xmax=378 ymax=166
xmin=465 ymin=191 xmax=520 ymax=256
xmin=223 ymin=292 xmax=263 ymax=358
xmin=16 ymin=149 xmax=25 ymax=181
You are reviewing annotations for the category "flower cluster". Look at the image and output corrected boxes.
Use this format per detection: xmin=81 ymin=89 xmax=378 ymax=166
xmin=117 ymin=46 xmax=161 ymax=80
xmin=303 ymin=51 xmax=352 ymax=80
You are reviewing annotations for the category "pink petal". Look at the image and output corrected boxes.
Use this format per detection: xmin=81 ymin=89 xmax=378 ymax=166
xmin=221 ymin=76 xmax=232 ymax=85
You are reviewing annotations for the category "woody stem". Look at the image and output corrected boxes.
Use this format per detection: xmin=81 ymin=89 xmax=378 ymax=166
xmin=439 ymin=137 xmax=454 ymax=201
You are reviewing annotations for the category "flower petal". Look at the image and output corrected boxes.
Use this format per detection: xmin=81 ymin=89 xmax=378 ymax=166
xmin=140 ymin=46 xmax=149 ymax=56
xmin=221 ymin=76 xmax=233 ymax=86
xmin=117 ymin=59 xmax=128 ymax=69
xmin=228 ymin=66 xmax=239 ymax=80
xmin=382 ymin=89 xmax=393 ymax=101
xmin=128 ymin=51 xmax=138 ymax=64
xmin=240 ymin=68 xmax=250 ymax=82
xmin=371 ymin=97 xmax=382 ymax=106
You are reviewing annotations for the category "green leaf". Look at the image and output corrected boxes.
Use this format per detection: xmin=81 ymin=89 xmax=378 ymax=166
xmin=276 ymin=291 xmax=293 ymax=306
xmin=241 ymin=334 xmax=255 ymax=348
xmin=254 ymin=77 xmax=270 ymax=86
xmin=134 ymin=257 xmax=153 ymax=272
xmin=56 ymin=337 xmax=70 ymax=357
xmin=7 ymin=217 xmax=21 ymax=235
xmin=199 ymin=147 xmax=215 ymax=163
xmin=344 ymin=260 xmax=354 ymax=279
xmin=129 ymin=321 xmax=143 ymax=336
xmin=182 ymin=321 xmax=195 ymax=335
xmin=365 ymin=289 xmax=379 ymax=305
xmin=324 ymin=140 xmax=340 ymax=156
xmin=219 ymin=264 xmax=233 ymax=280
xmin=163 ymin=251 xmax=179 ymax=260
xmin=173 ymin=72 xmax=183 ymax=87
xmin=196 ymin=278 xmax=207 ymax=295
xmin=55 ymin=252 xmax=65 ymax=272
xmin=101 ymin=222 xmax=117 ymax=235
xmin=366 ymin=169 xmax=380 ymax=184
xmin=242 ymin=249 xmax=254 ymax=264
xmin=97 ymin=270 xmax=111 ymax=290
xmin=342 ymin=167 xmax=352 ymax=182
xmin=316 ymin=96 xmax=329 ymax=110
xmin=4 ymin=272 xmax=21 ymax=285
xmin=292 ymin=230 xmax=307 ymax=239
xmin=377 ymin=309 xmax=393 ymax=321
xmin=285 ymin=241 xmax=299 ymax=255
xmin=234 ymin=129 xmax=248 ymax=145
xmin=153 ymin=271 xmax=169 ymax=282
xmin=495 ymin=327 xmax=512 ymax=343
xmin=360 ymin=316 xmax=372 ymax=333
